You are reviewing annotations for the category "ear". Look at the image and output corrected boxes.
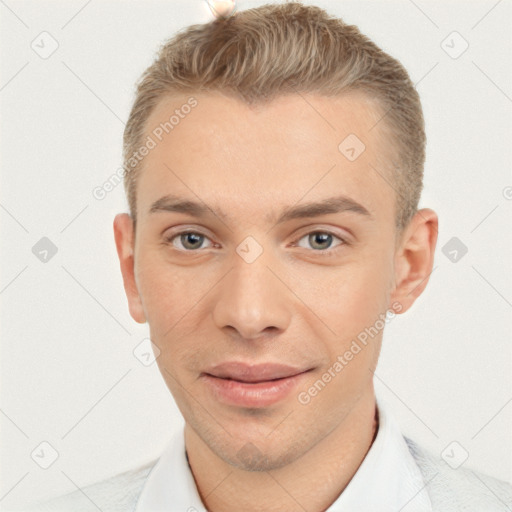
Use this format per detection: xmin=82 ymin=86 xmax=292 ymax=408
xmin=390 ymin=208 xmax=438 ymax=314
xmin=113 ymin=213 xmax=146 ymax=324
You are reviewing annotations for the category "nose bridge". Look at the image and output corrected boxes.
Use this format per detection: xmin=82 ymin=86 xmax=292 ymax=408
xmin=212 ymin=241 xmax=292 ymax=339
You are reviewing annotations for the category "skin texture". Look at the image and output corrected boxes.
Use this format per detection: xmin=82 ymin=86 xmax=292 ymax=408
xmin=114 ymin=90 xmax=438 ymax=512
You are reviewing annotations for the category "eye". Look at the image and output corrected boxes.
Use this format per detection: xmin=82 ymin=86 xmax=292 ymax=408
xmin=166 ymin=231 xmax=214 ymax=251
xmin=294 ymin=231 xmax=347 ymax=253
xmin=164 ymin=229 xmax=348 ymax=254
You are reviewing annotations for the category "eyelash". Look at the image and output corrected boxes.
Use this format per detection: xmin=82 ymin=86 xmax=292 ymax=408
xmin=164 ymin=230 xmax=349 ymax=256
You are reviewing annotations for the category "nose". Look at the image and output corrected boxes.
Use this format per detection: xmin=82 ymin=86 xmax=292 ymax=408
xmin=212 ymin=249 xmax=292 ymax=341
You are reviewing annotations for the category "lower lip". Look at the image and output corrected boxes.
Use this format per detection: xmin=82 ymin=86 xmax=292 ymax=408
xmin=201 ymin=372 xmax=310 ymax=408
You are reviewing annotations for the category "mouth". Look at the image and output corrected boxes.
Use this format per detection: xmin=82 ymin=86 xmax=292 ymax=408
xmin=200 ymin=362 xmax=313 ymax=407
xmin=203 ymin=361 xmax=310 ymax=381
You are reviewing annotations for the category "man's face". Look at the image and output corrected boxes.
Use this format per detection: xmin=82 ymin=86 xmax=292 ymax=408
xmin=122 ymin=90 xmax=403 ymax=470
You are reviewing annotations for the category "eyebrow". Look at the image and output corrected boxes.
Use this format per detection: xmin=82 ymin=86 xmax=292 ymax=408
xmin=149 ymin=194 xmax=373 ymax=224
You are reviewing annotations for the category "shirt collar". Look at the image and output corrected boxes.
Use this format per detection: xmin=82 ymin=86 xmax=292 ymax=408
xmin=328 ymin=393 xmax=433 ymax=511
xmin=135 ymin=394 xmax=432 ymax=512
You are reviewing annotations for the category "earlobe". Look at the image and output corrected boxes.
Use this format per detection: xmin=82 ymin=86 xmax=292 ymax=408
xmin=390 ymin=208 xmax=439 ymax=314
xmin=113 ymin=213 xmax=147 ymax=324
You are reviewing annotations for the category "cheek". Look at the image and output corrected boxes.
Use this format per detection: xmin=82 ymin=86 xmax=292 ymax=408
xmin=296 ymin=266 xmax=388 ymax=410
xmin=290 ymin=251 xmax=392 ymax=340
xmin=336 ymin=271 xmax=389 ymax=336
xmin=135 ymin=252 xmax=221 ymax=355
xmin=136 ymin=260 xmax=172 ymax=324
xmin=135 ymin=253 xmax=191 ymax=333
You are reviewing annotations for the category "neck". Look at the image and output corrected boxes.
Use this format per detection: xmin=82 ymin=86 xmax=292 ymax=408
xmin=185 ymin=390 xmax=379 ymax=512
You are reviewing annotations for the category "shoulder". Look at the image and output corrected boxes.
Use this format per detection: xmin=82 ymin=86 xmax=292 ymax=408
xmin=21 ymin=458 xmax=158 ymax=512
xmin=405 ymin=436 xmax=512 ymax=512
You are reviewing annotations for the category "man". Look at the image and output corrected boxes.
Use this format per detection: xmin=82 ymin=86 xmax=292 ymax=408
xmin=28 ymin=2 xmax=511 ymax=511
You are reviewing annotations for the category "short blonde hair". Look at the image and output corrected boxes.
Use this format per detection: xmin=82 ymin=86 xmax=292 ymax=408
xmin=123 ymin=1 xmax=425 ymax=231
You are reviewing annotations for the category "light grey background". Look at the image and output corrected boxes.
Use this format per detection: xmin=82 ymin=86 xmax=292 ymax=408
xmin=1 ymin=0 xmax=511 ymax=508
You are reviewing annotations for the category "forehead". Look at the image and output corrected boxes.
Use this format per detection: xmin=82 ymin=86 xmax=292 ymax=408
xmin=136 ymin=90 xmax=395 ymax=226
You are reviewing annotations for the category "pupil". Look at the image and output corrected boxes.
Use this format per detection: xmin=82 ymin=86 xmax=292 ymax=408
xmin=183 ymin=233 xmax=202 ymax=249
xmin=310 ymin=233 xmax=331 ymax=249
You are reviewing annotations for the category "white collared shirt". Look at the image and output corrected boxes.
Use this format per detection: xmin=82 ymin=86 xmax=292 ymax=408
xmin=135 ymin=395 xmax=433 ymax=512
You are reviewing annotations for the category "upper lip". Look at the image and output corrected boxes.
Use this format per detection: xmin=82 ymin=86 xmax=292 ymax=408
xmin=203 ymin=362 xmax=310 ymax=382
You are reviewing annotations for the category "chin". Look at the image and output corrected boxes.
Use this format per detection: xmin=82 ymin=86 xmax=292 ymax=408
xmin=210 ymin=429 xmax=310 ymax=472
